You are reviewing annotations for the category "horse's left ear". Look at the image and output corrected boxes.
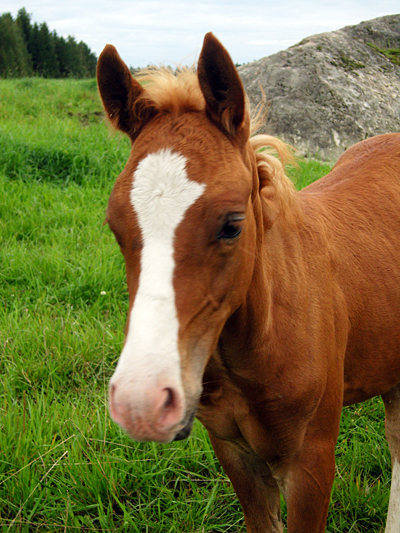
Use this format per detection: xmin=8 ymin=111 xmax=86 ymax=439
xmin=198 ymin=33 xmax=249 ymax=144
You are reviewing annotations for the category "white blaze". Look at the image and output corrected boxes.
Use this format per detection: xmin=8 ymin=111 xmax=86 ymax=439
xmin=111 ymin=148 xmax=205 ymax=404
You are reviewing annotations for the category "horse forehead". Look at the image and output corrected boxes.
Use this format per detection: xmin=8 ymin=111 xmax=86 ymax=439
xmin=130 ymin=147 xmax=206 ymax=233
xmin=132 ymin=111 xmax=239 ymax=177
xmin=108 ymin=111 xmax=251 ymax=229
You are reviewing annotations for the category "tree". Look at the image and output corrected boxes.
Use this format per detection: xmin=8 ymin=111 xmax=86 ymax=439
xmin=16 ymin=8 xmax=32 ymax=48
xmin=77 ymin=41 xmax=97 ymax=77
xmin=29 ymin=21 xmax=60 ymax=77
xmin=0 ymin=12 xmax=31 ymax=77
xmin=0 ymin=8 xmax=97 ymax=78
xmin=54 ymin=34 xmax=71 ymax=77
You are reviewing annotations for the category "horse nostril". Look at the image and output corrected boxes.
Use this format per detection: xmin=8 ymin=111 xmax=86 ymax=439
xmin=158 ymin=387 xmax=183 ymax=429
xmin=163 ymin=387 xmax=175 ymax=410
xmin=109 ymin=382 xmax=130 ymax=427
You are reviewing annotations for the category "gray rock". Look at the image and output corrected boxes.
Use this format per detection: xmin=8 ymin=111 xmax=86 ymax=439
xmin=239 ymin=15 xmax=400 ymax=161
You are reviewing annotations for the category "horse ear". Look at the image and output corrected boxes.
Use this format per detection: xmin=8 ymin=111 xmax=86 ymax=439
xmin=97 ymin=45 xmax=155 ymax=139
xmin=198 ymin=33 xmax=249 ymax=142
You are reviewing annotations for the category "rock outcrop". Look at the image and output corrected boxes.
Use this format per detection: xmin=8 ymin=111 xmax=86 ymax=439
xmin=239 ymin=15 xmax=400 ymax=160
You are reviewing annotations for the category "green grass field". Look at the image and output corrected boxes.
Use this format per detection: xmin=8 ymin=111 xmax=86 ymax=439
xmin=0 ymin=78 xmax=391 ymax=532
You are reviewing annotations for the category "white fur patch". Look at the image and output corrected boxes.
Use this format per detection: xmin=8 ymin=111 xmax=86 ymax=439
xmin=111 ymin=148 xmax=205 ymax=402
xmin=386 ymin=458 xmax=400 ymax=533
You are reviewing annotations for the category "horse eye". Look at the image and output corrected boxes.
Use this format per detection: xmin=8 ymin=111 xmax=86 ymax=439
xmin=217 ymin=220 xmax=243 ymax=240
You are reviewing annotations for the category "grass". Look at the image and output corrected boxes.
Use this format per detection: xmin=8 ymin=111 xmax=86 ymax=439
xmin=0 ymin=77 xmax=392 ymax=532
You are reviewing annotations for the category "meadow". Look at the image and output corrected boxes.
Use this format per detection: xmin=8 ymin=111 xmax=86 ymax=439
xmin=0 ymin=77 xmax=391 ymax=532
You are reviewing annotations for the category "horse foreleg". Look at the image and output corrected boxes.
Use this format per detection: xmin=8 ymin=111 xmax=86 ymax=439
xmin=209 ymin=434 xmax=284 ymax=533
xmin=382 ymin=384 xmax=400 ymax=533
xmin=280 ymin=436 xmax=337 ymax=533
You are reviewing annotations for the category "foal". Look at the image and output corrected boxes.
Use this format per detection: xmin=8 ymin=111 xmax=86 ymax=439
xmin=97 ymin=32 xmax=400 ymax=532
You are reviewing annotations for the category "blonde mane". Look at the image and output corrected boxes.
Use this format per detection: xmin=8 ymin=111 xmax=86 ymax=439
xmin=135 ymin=67 xmax=205 ymax=115
xmin=135 ymin=67 xmax=300 ymax=222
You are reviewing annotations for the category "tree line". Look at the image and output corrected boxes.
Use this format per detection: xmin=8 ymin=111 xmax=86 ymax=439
xmin=0 ymin=8 xmax=97 ymax=78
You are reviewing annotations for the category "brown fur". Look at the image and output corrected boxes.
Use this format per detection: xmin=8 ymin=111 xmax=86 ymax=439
xmin=97 ymin=33 xmax=400 ymax=533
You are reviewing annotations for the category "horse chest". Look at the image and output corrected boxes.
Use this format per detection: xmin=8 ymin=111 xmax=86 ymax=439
xmin=198 ymin=369 xmax=246 ymax=442
xmin=197 ymin=357 xmax=310 ymax=464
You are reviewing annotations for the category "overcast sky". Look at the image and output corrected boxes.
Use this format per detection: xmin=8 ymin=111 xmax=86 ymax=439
xmin=3 ymin=1 xmax=399 ymax=67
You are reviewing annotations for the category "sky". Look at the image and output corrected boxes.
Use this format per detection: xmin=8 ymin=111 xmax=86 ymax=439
xmin=2 ymin=1 xmax=399 ymax=68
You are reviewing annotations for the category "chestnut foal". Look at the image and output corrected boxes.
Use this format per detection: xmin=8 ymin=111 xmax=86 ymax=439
xmin=97 ymin=33 xmax=400 ymax=532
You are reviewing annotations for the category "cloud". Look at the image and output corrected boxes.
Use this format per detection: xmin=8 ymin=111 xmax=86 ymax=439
xmin=2 ymin=0 xmax=399 ymax=66
xmin=247 ymin=40 xmax=297 ymax=46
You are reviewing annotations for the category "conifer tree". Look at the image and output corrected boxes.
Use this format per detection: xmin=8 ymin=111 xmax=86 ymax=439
xmin=0 ymin=7 xmax=97 ymax=78
xmin=16 ymin=8 xmax=32 ymax=48
xmin=0 ymin=12 xmax=31 ymax=76
xmin=29 ymin=21 xmax=60 ymax=77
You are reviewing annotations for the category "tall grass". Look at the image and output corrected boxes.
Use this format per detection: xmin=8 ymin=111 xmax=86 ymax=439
xmin=0 ymin=78 xmax=391 ymax=532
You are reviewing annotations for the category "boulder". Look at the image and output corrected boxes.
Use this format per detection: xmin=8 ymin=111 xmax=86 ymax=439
xmin=239 ymin=15 xmax=400 ymax=160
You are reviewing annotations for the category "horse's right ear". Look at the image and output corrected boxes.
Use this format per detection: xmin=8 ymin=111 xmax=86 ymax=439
xmin=97 ymin=45 xmax=154 ymax=139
